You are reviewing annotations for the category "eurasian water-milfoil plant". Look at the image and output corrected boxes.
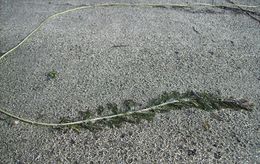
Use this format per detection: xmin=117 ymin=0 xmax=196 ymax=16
xmin=0 ymin=90 xmax=253 ymax=132
xmin=0 ymin=2 xmax=258 ymax=132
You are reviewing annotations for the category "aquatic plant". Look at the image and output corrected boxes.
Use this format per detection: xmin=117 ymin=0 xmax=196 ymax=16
xmin=0 ymin=90 xmax=253 ymax=132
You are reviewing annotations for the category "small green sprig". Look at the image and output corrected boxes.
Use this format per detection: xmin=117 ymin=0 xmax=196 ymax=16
xmin=47 ymin=70 xmax=57 ymax=79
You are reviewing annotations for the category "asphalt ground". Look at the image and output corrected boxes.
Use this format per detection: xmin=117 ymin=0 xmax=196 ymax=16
xmin=0 ymin=0 xmax=259 ymax=163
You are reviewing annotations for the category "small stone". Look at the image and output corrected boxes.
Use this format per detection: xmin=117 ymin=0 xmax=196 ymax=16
xmin=214 ymin=152 xmax=221 ymax=159
xmin=187 ymin=149 xmax=197 ymax=156
xmin=208 ymin=51 xmax=214 ymax=55
xmin=120 ymin=133 xmax=126 ymax=138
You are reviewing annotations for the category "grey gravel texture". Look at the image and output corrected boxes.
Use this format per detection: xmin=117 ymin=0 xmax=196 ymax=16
xmin=0 ymin=0 xmax=260 ymax=163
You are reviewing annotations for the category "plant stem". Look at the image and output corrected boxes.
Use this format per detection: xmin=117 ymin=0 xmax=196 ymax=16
xmin=0 ymin=3 xmax=259 ymax=60
xmin=0 ymin=99 xmax=183 ymax=127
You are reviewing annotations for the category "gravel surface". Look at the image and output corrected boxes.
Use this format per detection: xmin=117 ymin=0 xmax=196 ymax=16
xmin=0 ymin=0 xmax=259 ymax=163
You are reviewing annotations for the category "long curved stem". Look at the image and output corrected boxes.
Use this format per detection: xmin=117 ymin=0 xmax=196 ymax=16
xmin=0 ymin=2 xmax=259 ymax=60
xmin=0 ymin=100 xmax=181 ymax=127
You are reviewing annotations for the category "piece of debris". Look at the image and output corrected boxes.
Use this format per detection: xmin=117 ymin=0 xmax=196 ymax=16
xmin=192 ymin=26 xmax=200 ymax=34
xmin=202 ymin=120 xmax=210 ymax=131
xmin=111 ymin=44 xmax=129 ymax=48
